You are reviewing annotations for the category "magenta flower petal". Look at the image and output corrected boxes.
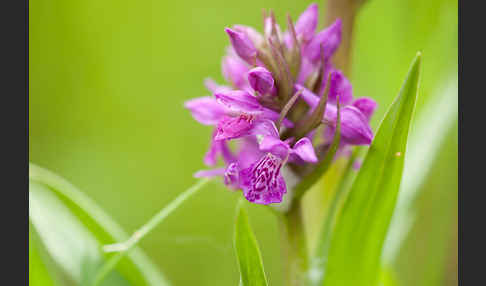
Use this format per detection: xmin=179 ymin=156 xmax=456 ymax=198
xmin=325 ymin=105 xmax=373 ymax=145
xmin=225 ymin=27 xmax=257 ymax=64
xmin=233 ymin=25 xmax=264 ymax=47
xmin=329 ymin=70 xmax=353 ymax=105
xmin=215 ymin=114 xmax=256 ymax=141
xmin=214 ymin=90 xmax=263 ymax=113
xmin=248 ymin=67 xmax=274 ymax=95
xmin=184 ymin=96 xmax=226 ymax=125
xmin=259 ymin=135 xmax=290 ymax=159
xmin=291 ymin=137 xmax=318 ymax=163
xmin=295 ymin=3 xmax=319 ymax=43
xmin=204 ymin=78 xmax=232 ymax=93
xmin=240 ymin=153 xmax=287 ymax=205
xmin=352 ymin=97 xmax=377 ymax=120
xmin=237 ymin=137 xmax=264 ymax=169
xmin=204 ymin=130 xmax=235 ymax=166
xmin=248 ymin=119 xmax=279 ymax=137
xmin=222 ymin=55 xmax=249 ymax=89
xmin=224 ymin=162 xmax=241 ymax=189
xmin=304 ymin=19 xmax=342 ymax=62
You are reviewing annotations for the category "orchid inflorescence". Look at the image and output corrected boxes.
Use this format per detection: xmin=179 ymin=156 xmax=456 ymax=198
xmin=185 ymin=3 xmax=377 ymax=205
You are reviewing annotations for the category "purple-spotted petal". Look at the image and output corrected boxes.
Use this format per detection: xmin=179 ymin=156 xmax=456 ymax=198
xmin=237 ymin=136 xmax=264 ymax=169
xmin=215 ymin=114 xmax=256 ymax=141
xmin=240 ymin=153 xmax=287 ymax=205
xmin=224 ymin=162 xmax=240 ymax=189
xmin=295 ymin=3 xmax=319 ymax=43
xmin=304 ymin=19 xmax=342 ymax=62
xmin=291 ymin=137 xmax=318 ymax=163
xmin=214 ymin=90 xmax=263 ymax=113
xmin=248 ymin=67 xmax=274 ymax=95
xmin=324 ymin=105 xmax=373 ymax=145
xmin=225 ymin=27 xmax=257 ymax=64
xmin=184 ymin=96 xmax=226 ymax=125
xmin=352 ymin=97 xmax=377 ymax=120
xmin=329 ymin=70 xmax=353 ymax=105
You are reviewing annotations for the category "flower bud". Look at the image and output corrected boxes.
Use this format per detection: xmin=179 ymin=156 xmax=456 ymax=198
xmin=225 ymin=27 xmax=257 ymax=64
xmin=295 ymin=3 xmax=318 ymax=43
xmin=248 ymin=67 xmax=274 ymax=95
xmin=304 ymin=19 xmax=342 ymax=62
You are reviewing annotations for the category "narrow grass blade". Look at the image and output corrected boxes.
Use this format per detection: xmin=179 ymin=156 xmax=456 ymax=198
xmin=234 ymin=200 xmax=269 ymax=286
xmin=322 ymin=53 xmax=422 ymax=286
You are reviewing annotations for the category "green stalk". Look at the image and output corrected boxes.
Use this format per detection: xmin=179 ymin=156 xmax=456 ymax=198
xmin=279 ymin=202 xmax=309 ymax=286
xmin=92 ymin=178 xmax=211 ymax=286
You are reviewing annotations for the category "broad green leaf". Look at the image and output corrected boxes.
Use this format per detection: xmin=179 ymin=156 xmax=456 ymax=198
xmin=383 ymin=73 xmax=458 ymax=262
xmin=30 ymin=230 xmax=57 ymax=286
xmin=29 ymin=163 xmax=169 ymax=286
xmin=234 ymin=200 xmax=268 ymax=286
xmin=322 ymin=53 xmax=422 ymax=286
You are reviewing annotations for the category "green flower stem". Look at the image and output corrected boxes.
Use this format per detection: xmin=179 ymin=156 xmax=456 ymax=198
xmin=92 ymin=178 xmax=211 ymax=286
xmin=279 ymin=202 xmax=309 ymax=286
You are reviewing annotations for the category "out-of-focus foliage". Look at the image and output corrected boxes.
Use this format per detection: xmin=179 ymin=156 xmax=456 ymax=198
xmin=29 ymin=163 xmax=169 ymax=286
xmin=29 ymin=0 xmax=457 ymax=285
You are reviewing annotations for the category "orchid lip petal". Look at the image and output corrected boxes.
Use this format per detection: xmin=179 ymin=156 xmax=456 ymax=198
xmin=240 ymin=153 xmax=287 ymax=205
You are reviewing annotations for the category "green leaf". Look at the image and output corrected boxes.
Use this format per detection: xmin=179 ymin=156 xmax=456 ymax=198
xmin=234 ymin=200 xmax=269 ymax=286
xmin=30 ymin=230 xmax=57 ymax=286
xmin=322 ymin=53 xmax=422 ymax=286
xmin=383 ymin=73 xmax=458 ymax=262
xmin=29 ymin=163 xmax=169 ymax=286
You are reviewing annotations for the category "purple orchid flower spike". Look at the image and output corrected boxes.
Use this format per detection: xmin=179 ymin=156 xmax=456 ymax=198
xmin=186 ymin=4 xmax=377 ymax=205
xmin=248 ymin=67 xmax=274 ymax=95
xmin=225 ymin=27 xmax=257 ymax=64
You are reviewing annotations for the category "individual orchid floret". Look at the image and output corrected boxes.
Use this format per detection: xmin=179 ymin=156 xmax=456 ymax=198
xmin=324 ymin=105 xmax=373 ymax=145
xmin=248 ymin=67 xmax=274 ymax=95
xmin=225 ymin=27 xmax=257 ymax=64
xmin=304 ymin=19 xmax=342 ymax=62
xmin=295 ymin=3 xmax=319 ymax=43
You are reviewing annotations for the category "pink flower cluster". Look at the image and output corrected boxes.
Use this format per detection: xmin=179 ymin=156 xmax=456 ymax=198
xmin=186 ymin=3 xmax=376 ymax=205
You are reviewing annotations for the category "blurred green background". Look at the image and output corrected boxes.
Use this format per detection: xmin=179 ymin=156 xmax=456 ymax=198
xmin=29 ymin=0 xmax=457 ymax=285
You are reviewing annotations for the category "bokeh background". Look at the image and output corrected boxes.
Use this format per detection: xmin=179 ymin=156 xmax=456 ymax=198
xmin=29 ymin=0 xmax=458 ymax=285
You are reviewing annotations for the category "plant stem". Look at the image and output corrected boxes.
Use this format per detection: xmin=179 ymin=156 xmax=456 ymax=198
xmin=279 ymin=202 xmax=309 ymax=286
xmin=92 ymin=178 xmax=211 ymax=286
